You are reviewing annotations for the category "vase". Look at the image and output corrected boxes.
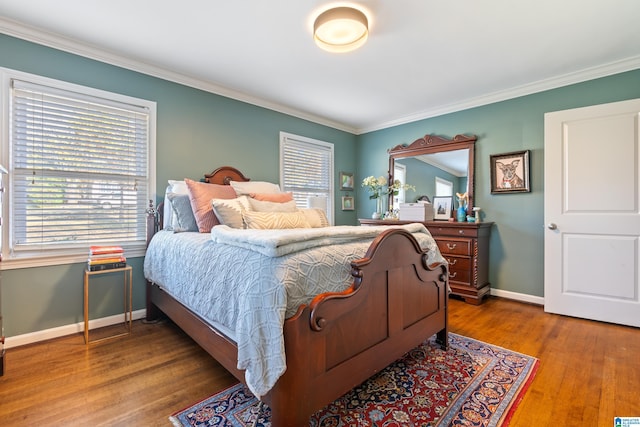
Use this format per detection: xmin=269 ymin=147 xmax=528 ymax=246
xmin=457 ymin=205 xmax=467 ymax=222
xmin=372 ymin=197 xmax=384 ymax=219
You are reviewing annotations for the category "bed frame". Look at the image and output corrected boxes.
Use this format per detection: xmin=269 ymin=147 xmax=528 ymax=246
xmin=146 ymin=166 xmax=448 ymax=426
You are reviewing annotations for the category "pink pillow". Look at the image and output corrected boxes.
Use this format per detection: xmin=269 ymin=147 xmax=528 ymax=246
xmin=185 ymin=179 xmax=237 ymax=232
xmin=250 ymin=192 xmax=293 ymax=203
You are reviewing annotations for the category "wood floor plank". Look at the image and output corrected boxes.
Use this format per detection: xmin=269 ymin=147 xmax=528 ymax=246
xmin=0 ymin=297 xmax=637 ymax=426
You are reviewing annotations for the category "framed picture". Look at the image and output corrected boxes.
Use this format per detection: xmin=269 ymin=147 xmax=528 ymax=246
xmin=490 ymin=150 xmax=531 ymax=194
xmin=432 ymin=196 xmax=453 ymax=220
xmin=339 ymin=172 xmax=354 ymax=191
xmin=341 ymin=196 xmax=354 ymax=211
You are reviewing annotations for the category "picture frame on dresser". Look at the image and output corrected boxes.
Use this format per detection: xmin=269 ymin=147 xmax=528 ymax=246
xmin=432 ymin=196 xmax=452 ymax=220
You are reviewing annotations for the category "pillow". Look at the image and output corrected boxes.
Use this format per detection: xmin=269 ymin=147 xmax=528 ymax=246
xmin=247 ymin=198 xmax=298 ymax=213
xmin=185 ymin=178 xmax=237 ymax=232
xmin=250 ymin=192 xmax=293 ymax=203
xmin=211 ymin=196 xmax=252 ymax=229
xmin=300 ymin=208 xmax=330 ymax=228
xmin=243 ymin=211 xmax=310 ymax=230
xmin=166 ymin=192 xmax=198 ymax=232
xmin=163 ymin=179 xmax=190 ymax=229
xmin=230 ymin=180 xmax=281 ymax=195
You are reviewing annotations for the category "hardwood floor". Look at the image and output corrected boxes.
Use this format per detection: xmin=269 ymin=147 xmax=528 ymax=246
xmin=0 ymin=297 xmax=638 ymax=426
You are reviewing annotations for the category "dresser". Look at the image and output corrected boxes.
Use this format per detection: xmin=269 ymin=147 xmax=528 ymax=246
xmin=359 ymin=219 xmax=493 ymax=305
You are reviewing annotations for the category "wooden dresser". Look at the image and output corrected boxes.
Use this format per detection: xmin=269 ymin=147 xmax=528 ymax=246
xmin=359 ymin=219 xmax=493 ymax=305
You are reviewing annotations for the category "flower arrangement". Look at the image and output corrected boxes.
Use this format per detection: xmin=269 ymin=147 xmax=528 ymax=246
xmin=362 ymin=175 xmax=415 ymax=199
xmin=456 ymin=192 xmax=468 ymax=209
xmin=362 ymin=175 xmax=416 ymax=218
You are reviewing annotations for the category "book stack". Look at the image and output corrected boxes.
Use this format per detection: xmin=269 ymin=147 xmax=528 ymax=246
xmin=88 ymin=245 xmax=126 ymax=271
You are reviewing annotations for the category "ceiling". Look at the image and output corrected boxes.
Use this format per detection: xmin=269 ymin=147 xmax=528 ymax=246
xmin=1 ymin=1 xmax=639 ymax=134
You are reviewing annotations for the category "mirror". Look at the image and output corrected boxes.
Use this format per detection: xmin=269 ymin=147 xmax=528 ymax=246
xmin=388 ymin=134 xmax=477 ymax=214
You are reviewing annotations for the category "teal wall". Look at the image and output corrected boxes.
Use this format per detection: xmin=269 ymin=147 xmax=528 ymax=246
xmin=0 ymin=34 xmax=356 ymax=337
xmin=356 ymin=69 xmax=640 ymax=298
xmin=1 ymin=32 xmax=638 ymax=338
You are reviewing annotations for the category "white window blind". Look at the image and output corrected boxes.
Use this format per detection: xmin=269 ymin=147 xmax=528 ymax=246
xmin=435 ymin=176 xmax=453 ymax=197
xmin=9 ymin=79 xmax=150 ymax=256
xmin=280 ymin=132 xmax=333 ymax=224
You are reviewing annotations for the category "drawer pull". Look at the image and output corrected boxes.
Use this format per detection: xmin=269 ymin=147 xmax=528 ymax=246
xmin=449 ymin=272 xmax=458 ymax=278
xmin=459 ymin=230 xmax=464 ymax=234
xmin=446 ymin=243 xmax=457 ymax=250
xmin=448 ymin=258 xmax=457 ymax=265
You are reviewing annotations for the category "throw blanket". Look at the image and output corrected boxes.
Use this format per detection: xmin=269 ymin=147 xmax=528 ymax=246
xmin=210 ymin=223 xmax=429 ymax=257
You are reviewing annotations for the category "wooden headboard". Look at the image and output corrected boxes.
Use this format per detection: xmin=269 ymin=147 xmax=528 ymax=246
xmin=203 ymin=166 xmax=251 ymax=185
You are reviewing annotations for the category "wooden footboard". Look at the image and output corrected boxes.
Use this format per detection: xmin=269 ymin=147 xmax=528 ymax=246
xmin=147 ymin=227 xmax=447 ymax=426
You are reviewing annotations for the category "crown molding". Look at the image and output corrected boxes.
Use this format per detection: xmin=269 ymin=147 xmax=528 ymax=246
xmin=2 ymin=17 xmax=638 ymax=136
xmin=359 ymin=55 xmax=640 ymax=134
xmin=0 ymin=17 xmax=357 ymax=134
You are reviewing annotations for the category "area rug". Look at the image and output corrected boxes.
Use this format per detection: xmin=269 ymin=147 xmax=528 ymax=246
xmin=170 ymin=333 xmax=538 ymax=427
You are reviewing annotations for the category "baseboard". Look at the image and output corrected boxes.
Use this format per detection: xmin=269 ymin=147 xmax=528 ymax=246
xmin=4 ymin=309 xmax=146 ymax=349
xmin=490 ymin=288 xmax=544 ymax=306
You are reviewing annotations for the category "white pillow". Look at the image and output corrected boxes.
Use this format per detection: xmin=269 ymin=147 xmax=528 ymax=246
xmin=247 ymin=198 xmax=298 ymax=213
xmin=230 ymin=180 xmax=281 ymax=195
xmin=163 ymin=179 xmax=190 ymax=229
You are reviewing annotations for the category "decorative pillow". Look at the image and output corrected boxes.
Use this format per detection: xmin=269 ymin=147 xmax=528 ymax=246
xmin=166 ymin=192 xmax=198 ymax=232
xmin=163 ymin=179 xmax=190 ymax=229
xmin=300 ymin=208 xmax=330 ymax=228
xmin=247 ymin=198 xmax=298 ymax=213
xmin=249 ymin=192 xmax=294 ymax=203
xmin=211 ymin=196 xmax=252 ymax=229
xmin=243 ymin=211 xmax=310 ymax=230
xmin=230 ymin=180 xmax=281 ymax=195
xmin=185 ymin=178 xmax=237 ymax=232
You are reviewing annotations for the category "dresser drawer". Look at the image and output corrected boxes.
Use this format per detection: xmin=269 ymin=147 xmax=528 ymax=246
xmin=430 ymin=226 xmax=479 ymax=238
xmin=437 ymin=238 xmax=471 ymax=256
xmin=448 ymin=267 xmax=471 ymax=284
xmin=444 ymin=255 xmax=470 ymax=270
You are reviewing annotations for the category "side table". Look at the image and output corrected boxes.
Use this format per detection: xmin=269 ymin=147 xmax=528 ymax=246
xmin=84 ymin=265 xmax=133 ymax=345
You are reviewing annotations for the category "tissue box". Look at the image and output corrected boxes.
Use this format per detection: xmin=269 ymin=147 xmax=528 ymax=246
xmin=399 ymin=202 xmax=435 ymax=221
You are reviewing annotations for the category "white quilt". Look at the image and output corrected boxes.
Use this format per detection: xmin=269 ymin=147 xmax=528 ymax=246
xmin=144 ymin=224 xmax=444 ymax=399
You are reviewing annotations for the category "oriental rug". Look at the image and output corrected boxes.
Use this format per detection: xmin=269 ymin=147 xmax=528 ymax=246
xmin=170 ymin=333 xmax=538 ymax=427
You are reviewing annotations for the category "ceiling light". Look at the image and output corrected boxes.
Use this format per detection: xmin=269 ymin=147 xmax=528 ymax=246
xmin=313 ymin=6 xmax=369 ymax=53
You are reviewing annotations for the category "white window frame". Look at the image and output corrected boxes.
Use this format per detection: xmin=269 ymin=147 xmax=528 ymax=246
xmin=0 ymin=68 xmax=156 ymax=269
xmin=279 ymin=131 xmax=334 ymax=225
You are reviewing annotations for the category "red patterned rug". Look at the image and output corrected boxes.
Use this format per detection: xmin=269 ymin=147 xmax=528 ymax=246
xmin=170 ymin=333 xmax=538 ymax=427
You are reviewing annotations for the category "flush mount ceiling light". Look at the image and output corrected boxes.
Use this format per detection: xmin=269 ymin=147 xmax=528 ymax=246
xmin=313 ymin=6 xmax=369 ymax=53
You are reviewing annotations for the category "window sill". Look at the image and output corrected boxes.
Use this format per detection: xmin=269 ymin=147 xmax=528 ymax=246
xmin=0 ymin=247 xmax=145 ymax=270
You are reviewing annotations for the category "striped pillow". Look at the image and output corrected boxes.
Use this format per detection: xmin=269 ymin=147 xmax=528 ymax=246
xmin=242 ymin=211 xmax=310 ymax=230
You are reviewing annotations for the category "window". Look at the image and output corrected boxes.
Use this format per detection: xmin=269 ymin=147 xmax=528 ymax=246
xmin=1 ymin=69 xmax=155 ymax=268
xmin=280 ymin=132 xmax=334 ymax=224
xmin=435 ymin=176 xmax=453 ymax=197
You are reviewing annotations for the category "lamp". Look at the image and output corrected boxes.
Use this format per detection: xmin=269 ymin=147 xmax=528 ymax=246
xmin=313 ymin=6 xmax=369 ymax=53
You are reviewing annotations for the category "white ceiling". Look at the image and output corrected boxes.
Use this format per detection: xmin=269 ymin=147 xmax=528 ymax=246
xmin=1 ymin=1 xmax=639 ymax=134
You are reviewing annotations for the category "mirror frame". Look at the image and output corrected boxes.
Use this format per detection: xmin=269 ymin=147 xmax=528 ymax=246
xmin=388 ymin=134 xmax=477 ymax=213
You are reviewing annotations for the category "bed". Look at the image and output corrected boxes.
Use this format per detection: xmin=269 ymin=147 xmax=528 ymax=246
xmin=144 ymin=166 xmax=449 ymax=426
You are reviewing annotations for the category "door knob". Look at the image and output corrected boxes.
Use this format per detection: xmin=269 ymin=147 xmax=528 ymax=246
xmin=547 ymin=223 xmax=557 ymax=230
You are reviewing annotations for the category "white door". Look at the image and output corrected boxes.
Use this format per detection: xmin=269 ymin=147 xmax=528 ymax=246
xmin=544 ymin=98 xmax=640 ymax=327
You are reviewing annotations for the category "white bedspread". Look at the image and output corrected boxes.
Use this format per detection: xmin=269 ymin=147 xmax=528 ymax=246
xmin=144 ymin=224 xmax=444 ymax=399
